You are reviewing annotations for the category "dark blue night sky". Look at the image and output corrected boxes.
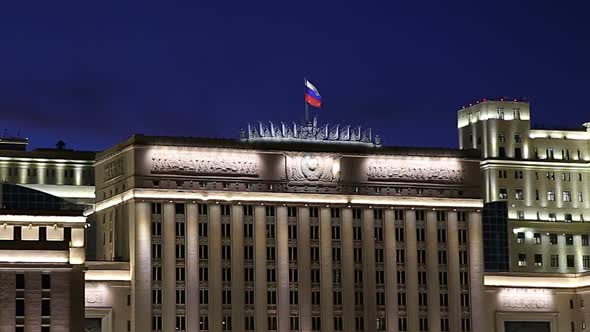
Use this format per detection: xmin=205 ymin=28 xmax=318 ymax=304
xmin=1 ymin=1 xmax=589 ymax=151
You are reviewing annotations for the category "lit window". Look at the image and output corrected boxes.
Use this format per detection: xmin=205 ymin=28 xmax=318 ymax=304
xmin=518 ymin=254 xmax=527 ymax=267
xmin=499 ymin=188 xmax=508 ymax=200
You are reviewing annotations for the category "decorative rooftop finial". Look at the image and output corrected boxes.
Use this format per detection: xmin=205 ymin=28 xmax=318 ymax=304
xmin=583 ymin=122 xmax=590 ymax=132
xmin=243 ymin=120 xmax=381 ymax=146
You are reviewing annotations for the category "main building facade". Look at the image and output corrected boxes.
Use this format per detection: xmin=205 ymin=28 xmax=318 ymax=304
xmin=91 ymin=125 xmax=484 ymax=332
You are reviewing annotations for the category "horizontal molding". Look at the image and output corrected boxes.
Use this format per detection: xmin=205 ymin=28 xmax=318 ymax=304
xmin=94 ymin=188 xmax=483 ymax=212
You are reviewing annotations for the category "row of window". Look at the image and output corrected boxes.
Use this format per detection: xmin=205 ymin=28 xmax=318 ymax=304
xmin=156 ymin=309 xmax=473 ymax=331
xmin=153 ymin=203 xmax=467 ymax=222
xmin=516 ymin=232 xmax=589 ymax=246
xmin=498 ymin=170 xmax=583 ymax=182
xmin=517 ymin=253 xmax=590 ymax=269
xmin=499 ymin=188 xmax=583 ymax=202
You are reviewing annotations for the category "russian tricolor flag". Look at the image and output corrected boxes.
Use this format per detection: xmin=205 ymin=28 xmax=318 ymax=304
xmin=305 ymin=79 xmax=322 ymax=108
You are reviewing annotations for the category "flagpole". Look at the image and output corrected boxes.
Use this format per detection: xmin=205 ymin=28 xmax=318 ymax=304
xmin=304 ymin=77 xmax=309 ymax=123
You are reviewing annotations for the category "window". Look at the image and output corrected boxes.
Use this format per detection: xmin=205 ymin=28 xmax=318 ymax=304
xmin=518 ymin=254 xmax=527 ymax=266
xmin=565 ymin=213 xmax=573 ymax=222
xmin=418 ymin=292 xmax=427 ymax=306
xmin=290 ymin=316 xmax=299 ymax=331
xmin=397 ymin=271 xmax=405 ymax=285
xmin=563 ymin=191 xmax=572 ymax=202
xmin=42 ymin=274 xmax=51 ymax=289
xmin=579 ymin=193 xmax=584 ymax=202
xmin=288 ymin=224 xmax=297 ymax=239
xmin=440 ymin=292 xmax=448 ymax=306
xmin=534 ymin=233 xmax=542 ymax=244
xmin=175 ymin=203 xmax=185 ymax=215
xmin=176 ymin=244 xmax=185 ymax=259
xmin=374 ymin=226 xmax=383 ymax=241
xmin=265 ymin=206 xmax=275 ymax=217
xmin=354 ymin=291 xmax=363 ymax=306
xmin=499 ymin=188 xmax=508 ymax=199
xmin=534 ymin=254 xmax=543 ymax=267
xmin=549 ymin=213 xmax=557 ymax=221
xmin=498 ymin=132 xmax=505 ymax=142
xmin=200 ymin=290 xmax=208 ymax=304
xmin=196 ymin=317 xmax=209 ymax=330
xmin=287 ymin=206 xmax=297 ymax=217
xmin=584 ymin=256 xmax=590 ymax=269
xmin=438 ymin=251 xmax=447 ymax=265
xmin=549 ymin=234 xmax=558 ymax=244
xmin=221 ymin=223 xmax=231 ymax=238
xmin=222 ymin=317 xmax=232 ymax=330
xmin=550 ymin=254 xmax=559 ymax=268
xmin=418 ymin=271 xmax=427 ymax=285
xmin=330 ymin=208 xmax=340 ymax=218
xmin=416 ymin=228 xmax=425 ymax=241
xmin=399 ymin=317 xmax=407 ymax=331
xmin=398 ymin=292 xmax=406 ymax=306
xmin=419 ymin=317 xmax=429 ymax=331
xmin=395 ymin=227 xmax=405 ymax=242
xmin=515 ymin=170 xmax=523 ymax=179
xmin=516 ymin=232 xmax=525 ymax=244
xmin=332 ymin=291 xmax=343 ymax=305
xmin=515 ymin=189 xmax=524 ymax=200
xmin=547 ymin=172 xmax=555 ymax=180
xmin=547 ymin=191 xmax=556 ymax=201
xmin=567 ymin=255 xmax=575 ymax=268
xmin=312 ymin=317 xmax=321 ymax=331
xmin=244 ymin=315 xmax=254 ymax=330
xmin=437 ymin=229 xmax=447 ymax=242
xmin=417 ymin=249 xmax=426 ymax=264
xmin=583 ymin=235 xmax=589 ymax=246
xmin=566 ymin=234 xmax=574 ymax=245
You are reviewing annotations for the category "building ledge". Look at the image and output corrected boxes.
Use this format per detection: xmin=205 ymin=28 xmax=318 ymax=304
xmin=85 ymin=261 xmax=130 ymax=281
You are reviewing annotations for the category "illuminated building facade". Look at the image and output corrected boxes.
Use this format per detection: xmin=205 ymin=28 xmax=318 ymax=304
xmin=0 ymin=137 xmax=95 ymax=205
xmin=91 ymin=126 xmax=484 ymax=332
xmin=0 ymin=183 xmax=87 ymax=332
xmin=458 ymin=100 xmax=590 ymax=331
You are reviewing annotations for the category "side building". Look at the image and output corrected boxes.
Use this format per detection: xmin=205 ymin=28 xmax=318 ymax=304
xmin=92 ymin=123 xmax=484 ymax=332
xmin=458 ymin=100 xmax=590 ymax=331
xmin=0 ymin=137 xmax=95 ymax=205
xmin=0 ymin=183 xmax=87 ymax=332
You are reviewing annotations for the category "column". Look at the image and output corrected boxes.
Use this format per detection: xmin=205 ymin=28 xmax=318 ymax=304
xmin=362 ymin=209 xmax=376 ymax=332
xmin=276 ymin=206 xmax=290 ymax=332
xmin=133 ymin=201 xmax=151 ymax=332
xmin=298 ymin=207 xmax=312 ymax=332
xmin=404 ymin=210 xmax=419 ymax=332
xmin=341 ymin=208 xmax=355 ymax=332
xmin=383 ymin=209 xmax=398 ymax=332
xmin=186 ymin=203 xmax=200 ymax=332
xmin=162 ymin=203 xmax=176 ymax=332
xmin=447 ymin=212 xmax=461 ymax=332
xmin=0 ymin=272 xmax=15 ymax=332
xmin=231 ymin=205 xmax=245 ymax=332
xmin=25 ymin=272 xmax=41 ymax=331
xmin=425 ymin=211 xmax=440 ymax=332
xmin=69 ymin=266 xmax=85 ymax=332
xmin=50 ymin=271 xmax=70 ymax=332
xmin=209 ymin=204 xmax=223 ymax=332
xmin=468 ymin=211 xmax=485 ymax=332
xmin=320 ymin=207 xmax=333 ymax=332
xmin=254 ymin=205 xmax=267 ymax=332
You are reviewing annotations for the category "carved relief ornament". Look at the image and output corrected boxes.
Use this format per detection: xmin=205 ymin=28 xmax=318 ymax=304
xmin=151 ymin=151 xmax=259 ymax=177
xmin=285 ymin=153 xmax=340 ymax=182
xmin=367 ymin=158 xmax=464 ymax=182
